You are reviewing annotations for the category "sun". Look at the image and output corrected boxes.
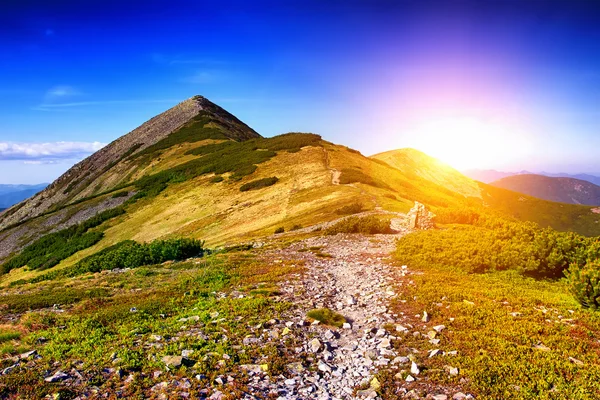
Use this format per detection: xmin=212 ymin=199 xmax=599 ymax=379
xmin=400 ymin=115 xmax=532 ymax=170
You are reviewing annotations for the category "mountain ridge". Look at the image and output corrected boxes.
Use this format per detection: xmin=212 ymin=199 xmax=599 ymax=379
xmin=464 ymin=168 xmax=600 ymax=186
xmin=2 ymin=95 xmax=600 ymax=286
xmin=0 ymin=184 xmax=47 ymax=209
xmin=491 ymin=173 xmax=600 ymax=206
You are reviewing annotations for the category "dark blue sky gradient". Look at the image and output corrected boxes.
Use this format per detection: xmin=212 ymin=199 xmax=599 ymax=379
xmin=1 ymin=0 xmax=600 ymax=182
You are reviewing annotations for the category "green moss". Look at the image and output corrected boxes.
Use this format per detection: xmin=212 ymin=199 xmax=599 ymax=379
xmin=307 ymin=308 xmax=346 ymax=328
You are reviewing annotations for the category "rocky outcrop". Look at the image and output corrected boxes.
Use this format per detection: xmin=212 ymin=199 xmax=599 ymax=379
xmin=407 ymin=201 xmax=435 ymax=230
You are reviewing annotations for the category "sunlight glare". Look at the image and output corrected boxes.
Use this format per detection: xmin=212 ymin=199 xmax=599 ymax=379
xmin=401 ymin=115 xmax=533 ymax=170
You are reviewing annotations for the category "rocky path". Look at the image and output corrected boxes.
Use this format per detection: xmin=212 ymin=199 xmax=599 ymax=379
xmin=241 ymin=229 xmax=470 ymax=400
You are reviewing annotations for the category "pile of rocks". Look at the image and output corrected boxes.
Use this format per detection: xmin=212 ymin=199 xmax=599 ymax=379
xmin=406 ymin=202 xmax=435 ymax=230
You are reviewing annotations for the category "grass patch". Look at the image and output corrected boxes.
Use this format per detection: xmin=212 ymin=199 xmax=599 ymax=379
xmin=0 ymin=330 xmax=21 ymax=343
xmin=239 ymin=177 xmax=279 ymax=192
xmin=111 ymin=191 xmax=129 ymax=198
xmin=0 ymin=250 xmax=302 ymax=397
xmin=307 ymin=308 xmax=346 ymax=328
xmin=384 ymin=259 xmax=600 ymax=399
xmin=0 ymin=287 xmax=110 ymax=313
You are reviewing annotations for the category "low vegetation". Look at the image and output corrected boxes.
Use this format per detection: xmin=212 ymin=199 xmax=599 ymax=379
xmin=389 ymin=208 xmax=600 ymax=397
xmin=0 ymin=207 xmax=126 ymax=275
xmin=325 ymin=215 xmax=392 ymax=235
xmin=335 ymin=202 xmax=363 ymax=215
xmin=402 ymin=211 xmax=600 ymax=279
xmin=306 ymin=308 xmax=346 ymax=328
xmin=239 ymin=177 xmax=279 ymax=192
xmin=0 ymin=249 xmax=302 ymax=398
xmin=129 ymin=112 xmax=227 ymax=163
xmin=132 ymin=133 xmax=321 ymax=199
xmin=387 ymin=256 xmax=600 ymax=398
xmin=20 ymin=238 xmax=205 ymax=284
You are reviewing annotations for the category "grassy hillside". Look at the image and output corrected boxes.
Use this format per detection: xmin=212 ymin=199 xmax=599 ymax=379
xmin=371 ymin=148 xmax=482 ymax=198
xmin=491 ymin=174 xmax=600 ymax=206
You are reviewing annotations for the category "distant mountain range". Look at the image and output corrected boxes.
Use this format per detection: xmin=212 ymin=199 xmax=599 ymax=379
xmin=464 ymin=169 xmax=600 ymax=186
xmin=0 ymin=184 xmax=48 ymax=209
xmin=490 ymin=174 xmax=600 ymax=206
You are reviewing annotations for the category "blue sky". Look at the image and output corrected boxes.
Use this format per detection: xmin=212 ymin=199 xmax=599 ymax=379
xmin=1 ymin=0 xmax=600 ymax=183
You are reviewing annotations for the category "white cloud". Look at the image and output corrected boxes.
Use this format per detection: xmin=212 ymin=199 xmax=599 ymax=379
xmin=0 ymin=141 xmax=106 ymax=161
xmin=45 ymin=85 xmax=81 ymax=100
xmin=34 ymin=98 xmax=179 ymax=111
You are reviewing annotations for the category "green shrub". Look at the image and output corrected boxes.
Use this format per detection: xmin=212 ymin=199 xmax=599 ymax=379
xmin=111 ymin=191 xmax=129 ymax=198
xmin=335 ymin=202 xmax=363 ymax=215
xmin=395 ymin=216 xmax=594 ymax=279
xmin=433 ymin=206 xmax=481 ymax=225
xmin=133 ymin=133 xmax=321 ymax=199
xmin=291 ymin=224 xmax=302 ymax=231
xmin=72 ymin=238 xmax=205 ymax=275
xmin=566 ymin=260 xmax=600 ymax=310
xmin=325 ymin=215 xmax=392 ymax=235
xmin=0 ymin=207 xmax=126 ymax=275
xmin=240 ymin=177 xmax=279 ymax=192
xmin=307 ymin=308 xmax=346 ymax=328
xmin=274 ymin=227 xmax=285 ymax=234
xmin=210 ymin=175 xmax=224 ymax=183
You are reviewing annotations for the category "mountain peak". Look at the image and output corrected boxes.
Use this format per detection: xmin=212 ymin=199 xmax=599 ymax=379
xmin=0 ymin=96 xmax=260 ymax=229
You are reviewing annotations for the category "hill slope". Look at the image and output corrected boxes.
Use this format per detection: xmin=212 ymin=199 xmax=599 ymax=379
xmin=372 ymin=148 xmax=482 ymax=198
xmin=491 ymin=174 xmax=600 ymax=206
xmin=0 ymin=96 xmax=259 ymax=230
xmin=2 ymin=96 xmax=600 ymax=287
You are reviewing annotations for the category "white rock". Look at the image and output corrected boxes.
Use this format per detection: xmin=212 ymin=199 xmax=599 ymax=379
xmin=429 ymin=349 xmax=442 ymax=358
xmin=410 ymin=361 xmax=420 ymax=375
